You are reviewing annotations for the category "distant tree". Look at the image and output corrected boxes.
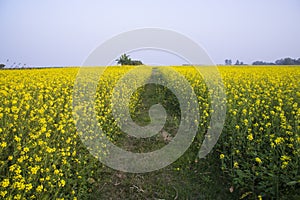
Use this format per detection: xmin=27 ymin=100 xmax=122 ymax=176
xmin=285 ymin=57 xmax=295 ymax=65
xmin=252 ymin=61 xmax=275 ymax=65
xmin=234 ymin=60 xmax=247 ymax=65
xmin=0 ymin=64 xmax=5 ymax=69
xmin=275 ymin=57 xmax=299 ymax=65
xmin=116 ymin=53 xmax=143 ymax=65
xmin=252 ymin=61 xmax=262 ymax=65
xmin=252 ymin=57 xmax=300 ymax=65
xmin=275 ymin=59 xmax=282 ymax=65
xmin=116 ymin=54 xmax=132 ymax=65
xmin=225 ymin=59 xmax=232 ymax=65
xmin=131 ymin=60 xmax=143 ymax=65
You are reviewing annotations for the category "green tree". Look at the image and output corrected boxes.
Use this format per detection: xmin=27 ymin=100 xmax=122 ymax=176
xmin=225 ymin=59 xmax=232 ymax=65
xmin=0 ymin=64 xmax=5 ymax=69
xmin=116 ymin=54 xmax=132 ymax=65
xmin=116 ymin=54 xmax=143 ymax=65
xmin=131 ymin=60 xmax=143 ymax=65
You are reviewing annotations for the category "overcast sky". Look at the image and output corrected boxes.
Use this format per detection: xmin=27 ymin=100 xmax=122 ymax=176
xmin=0 ymin=0 xmax=299 ymax=67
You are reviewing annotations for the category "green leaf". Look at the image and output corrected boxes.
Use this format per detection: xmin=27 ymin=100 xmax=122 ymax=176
xmin=287 ymin=181 xmax=298 ymax=186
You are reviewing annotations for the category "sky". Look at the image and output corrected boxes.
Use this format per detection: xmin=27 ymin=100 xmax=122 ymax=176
xmin=0 ymin=0 xmax=299 ymax=67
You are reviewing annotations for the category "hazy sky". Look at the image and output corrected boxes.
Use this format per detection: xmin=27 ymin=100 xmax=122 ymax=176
xmin=0 ymin=0 xmax=299 ymax=66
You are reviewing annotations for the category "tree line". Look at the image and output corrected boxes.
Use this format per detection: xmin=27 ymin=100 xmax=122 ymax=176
xmin=252 ymin=57 xmax=300 ymax=65
xmin=1 ymin=55 xmax=299 ymax=69
xmin=225 ymin=57 xmax=300 ymax=65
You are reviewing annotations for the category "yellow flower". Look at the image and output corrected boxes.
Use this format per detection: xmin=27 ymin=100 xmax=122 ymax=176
xmin=270 ymin=142 xmax=275 ymax=148
xmin=234 ymin=161 xmax=239 ymax=168
xmin=247 ymin=134 xmax=253 ymax=141
xmin=297 ymin=137 xmax=300 ymax=143
xmin=14 ymin=194 xmax=21 ymax=200
xmin=13 ymin=181 xmax=25 ymax=190
xmin=255 ymin=157 xmax=262 ymax=164
xmin=59 ymin=179 xmax=66 ymax=187
xmin=242 ymin=109 xmax=247 ymax=115
xmin=14 ymin=136 xmax=21 ymax=143
xmin=274 ymin=137 xmax=284 ymax=145
xmin=26 ymin=183 xmax=33 ymax=192
xmin=0 ymin=191 xmax=7 ymax=198
xmin=281 ymin=161 xmax=288 ymax=169
xmin=36 ymin=185 xmax=43 ymax=193
xmin=23 ymin=147 xmax=29 ymax=153
xmin=280 ymin=155 xmax=291 ymax=161
xmin=0 ymin=141 xmax=7 ymax=148
xmin=1 ymin=179 xmax=10 ymax=188
xmin=46 ymin=132 xmax=51 ymax=138
xmin=220 ymin=154 xmax=225 ymax=159
xmin=35 ymin=155 xmax=42 ymax=162
xmin=30 ymin=166 xmax=40 ymax=175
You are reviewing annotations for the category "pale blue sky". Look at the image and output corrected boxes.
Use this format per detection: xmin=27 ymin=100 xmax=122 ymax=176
xmin=0 ymin=0 xmax=299 ymax=66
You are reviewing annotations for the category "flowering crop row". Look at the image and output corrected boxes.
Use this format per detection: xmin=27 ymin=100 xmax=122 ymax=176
xmin=173 ymin=66 xmax=300 ymax=199
xmin=0 ymin=67 xmax=147 ymax=199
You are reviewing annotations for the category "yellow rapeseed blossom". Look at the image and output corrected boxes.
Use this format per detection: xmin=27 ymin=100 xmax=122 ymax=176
xmin=1 ymin=179 xmax=10 ymax=188
xmin=36 ymin=185 xmax=43 ymax=193
xmin=247 ymin=134 xmax=253 ymax=141
xmin=1 ymin=141 xmax=7 ymax=148
xmin=0 ymin=191 xmax=7 ymax=198
xmin=274 ymin=137 xmax=284 ymax=145
xmin=59 ymin=179 xmax=66 ymax=187
xmin=234 ymin=161 xmax=239 ymax=168
xmin=255 ymin=157 xmax=262 ymax=164
xmin=258 ymin=195 xmax=263 ymax=200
